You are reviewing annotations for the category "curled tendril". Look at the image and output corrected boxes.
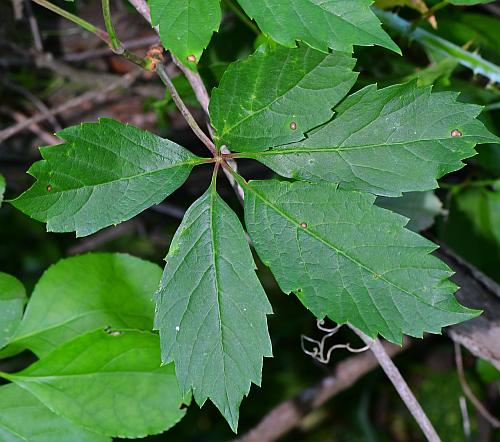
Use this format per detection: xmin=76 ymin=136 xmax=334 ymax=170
xmin=301 ymin=320 xmax=371 ymax=364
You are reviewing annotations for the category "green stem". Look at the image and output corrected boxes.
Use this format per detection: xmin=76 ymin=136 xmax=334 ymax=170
xmin=32 ymin=0 xmax=150 ymax=69
xmin=375 ymin=8 xmax=500 ymax=84
xmin=32 ymin=0 xmax=110 ymax=43
xmin=101 ymin=0 xmax=121 ymax=51
xmin=222 ymin=0 xmax=259 ymax=35
xmin=155 ymin=63 xmax=217 ymax=156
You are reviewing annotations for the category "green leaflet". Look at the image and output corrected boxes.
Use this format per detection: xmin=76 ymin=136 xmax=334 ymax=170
xmin=1 ymin=330 xmax=186 ymax=438
xmin=236 ymin=0 xmax=400 ymax=53
xmin=210 ymin=46 xmax=358 ymax=151
xmin=376 ymin=191 xmax=445 ymax=232
xmin=248 ymin=82 xmax=498 ymax=196
xmin=11 ymin=118 xmax=204 ymax=236
xmin=242 ymin=179 xmax=479 ymax=344
xmin=0 ymin=384 xmax=110 ymax=442
xmin=154 ymin=183 xmax=272 ymax=432
xmin=0 ymin=273 xmax=26 ymax=350
xmin=0 ymin=174 xmax=5 ymax=207
xmin=4 ymin=253 xmax=161 ymax=358
xmin=150 ymin=0 xmax=221 ymax=68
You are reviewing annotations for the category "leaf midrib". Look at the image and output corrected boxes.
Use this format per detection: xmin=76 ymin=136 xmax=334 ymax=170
xmin=218 ymin=51 xmax=329 ymax=140
xmin=24 ymin=158 xmax=204 ymax=198
xmin=247 ymin=183 xmax=459 ymax=312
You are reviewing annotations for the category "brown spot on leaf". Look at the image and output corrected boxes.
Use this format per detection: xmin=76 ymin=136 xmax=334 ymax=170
xmin=290 ymin=121 xmax=297 ymax=130
xmin=300 ymin=222 xmax=307 ymax=228
xmin=46 ymin=184 xmax=52 ymax=192
xmin=451 ymin=129 xmax=462 ymax=137
xmin=187 ymin=54 xmax=196 ymax=62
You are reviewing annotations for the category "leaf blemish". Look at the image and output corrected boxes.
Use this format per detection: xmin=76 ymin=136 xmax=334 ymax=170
xmin=290 ymin=121 xmax=297 ymax=130
xmin=300 ymin=222 xmax=307 ymax=228
xmin=451 ymin=129 xmax=462 ymax=137
xmin=46 ymin=184 xmax=53 ymax=192
xmin=187 ymin=54 xmax=196 ymax=62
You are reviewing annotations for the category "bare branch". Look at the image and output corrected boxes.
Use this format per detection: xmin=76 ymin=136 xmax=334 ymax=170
xmin=0 ymin=70 xmax=142 ymax=143
xmin=350 ymin=327 xmax=441 ymax=442
xmin=234 ymin=339 xmax=408 ymax=442
xmin=454 ymin=342 xmax=500 ymax=429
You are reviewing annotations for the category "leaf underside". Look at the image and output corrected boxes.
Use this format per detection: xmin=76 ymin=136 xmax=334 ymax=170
xmin=154 ymin=185 xmax=272 ymax=432
xmin=7 ymin=253 xmax=161 ymax=358
xmin=243 ymin=180 xmax=479 ymax=344
xmin=11 ymin=118 xmax=203 ymax=237
xmin=0 ymin=384 xmax=110 ymax=442
xmin=3 ymin=330 xmax=186 ymax=438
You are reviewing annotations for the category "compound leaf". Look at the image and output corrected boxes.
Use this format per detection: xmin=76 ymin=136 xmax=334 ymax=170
xmin=150 ymin=0 xmax=221 ymax=68
xmin=0 ymin=273 xmax=26 ymax=350
xmin=6 ymin=253 xmax=161 ymax=358
xmin=11 ymin=118 xmax=204 ymax=236
xmin=251 ymin=82 xmax=498 ymax=196
xmin=243 ymin=179 xmax=479 ymax=344
xmin=154 ymin=183 xmax=272 ymax=432
xmin=0 ymin=384 xmax=110 ymax=442
xmin=236 ymin=0 xmax=399 ymax=53
xmin=1 ymin=329 xmax=186 ymax=438
xmin=210 ymin=46 xmax=358 ymax=151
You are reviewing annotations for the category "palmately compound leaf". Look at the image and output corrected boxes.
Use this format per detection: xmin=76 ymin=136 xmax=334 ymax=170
xmin=243 ymin=179 xmax=479 ymax=344
xmin=154 ymin=183 xmax=272 ymax=432
xmin=0 ymin=384 xmax=110 ymax=442
xmin=0 ymin=273 xmax=26 ymax=350
xmin=0 ymin=174 xmax=5 ymax=207
xmin=1 ymin=329 xmax=186 ymax=438
xmin=11 ymin=118 xmax=204 ymax=236
xmin=248 ymin=82 xmax=499 ymax=196
xmin=236 ymin=0 xmax=400 ymax=53
xmin=150 ymin=0 xmax=221 ymax=67
xmin=210 ymin=46 xmax=358 ymax=152
xmin=4 ymin=253 xmax=161 ymax=358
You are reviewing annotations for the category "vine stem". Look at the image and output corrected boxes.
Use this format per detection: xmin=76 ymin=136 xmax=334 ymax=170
xmin=32 ymin=0 xmax=150 ymax=69
xmin=101 ymin=0 xmax=121 ymax=52
xmin=105 ymin=5 xmax=443 ymax=439
xmin=350 ymin=326 xmax=441 ymax=442
xmin=155 ymin=63 xmax=217 ymax=156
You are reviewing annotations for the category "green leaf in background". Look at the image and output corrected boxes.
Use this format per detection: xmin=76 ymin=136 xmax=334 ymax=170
xmin=210 ymin=46 xmax=357 ymax=152
xmin=1 ymin=329 xmax=186 ymax=438
xmin=243 ymin=179 xmax=479 ymax=343
xmin=11 ymin=118 xmax=204 ymax=236
xmin=476 ymin=358 xmax=500 ymax=383
xmin=0 ymin=273 xmax=26 ymax=350
xmin=150 ymin=0 xmax=221 ymax=68
xmin=448 ymin=0 xmax=496 ymax=5
xmin=0 ymin=384 xmax=110 ymax=442
xmin=439 ymin=184 xmax=500 ymax=278
xmin=236 ymin=0 xmax=400 ymax=54
xmin=155 ymin=183 xmax=272 ymax=432
xmin=6 ymin=253 xmax=161 ymax=357
xmin=0 ymin=174 xmax=5 ymax=207
xmin=376 ymin=191 xmax=445 ymax=232
xmin=249 ymin=82 xmax=497 ymax=196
